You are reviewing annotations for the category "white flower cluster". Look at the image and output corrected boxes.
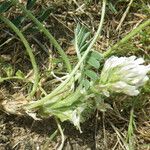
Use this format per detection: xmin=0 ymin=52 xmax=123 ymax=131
xmin=99 ymin=56 xmax=150 ymax=96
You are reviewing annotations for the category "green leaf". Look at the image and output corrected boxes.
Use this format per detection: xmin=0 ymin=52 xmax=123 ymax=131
xmin=82 ymin=79 xmax=90 ymax=90
xmin=2 ymin=64 xmax=14 ymax=77
xmin=75 ymin=24 xmax=91 ymax=52
xmin=79 ymin=32 xmax=91 ymax=49
xmin=87 ymin=57 xmax=100 ymax=69
xmin=0 ymin=77 xmax=4 ymax=83
xmin=0 ymin=1 xmax=12 ymax=13
xmin=90 ymin=51 xmax=103 ymax=61
xmin=50 ymin=88 xmax=81 ymax=109
xmin=15 ymin=70 xmax=25 ymax=79
xmin=26 ymin=0 xmax=37 ymax=9
xmin=84 ymin=70 xmax=98 ymax=81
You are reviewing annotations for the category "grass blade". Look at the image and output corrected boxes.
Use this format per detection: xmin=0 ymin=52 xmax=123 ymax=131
xmin=11 ymin=0 xmax=72 ymax=73
xmin=0 ymin=16 xmax=39 ymax=97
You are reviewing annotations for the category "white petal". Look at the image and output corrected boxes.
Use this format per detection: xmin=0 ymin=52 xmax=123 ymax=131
xmin=111 ymin=57 xmax=126 ymax=68
xmin=112 ymin=81 xmax=128 ymax=89
xmin=104 ymin=56 xmax=116 ymax=70
xmin=134 ymin=58 xmax=144 ymax=64
xmin=128 ymin=56 xmax=136 ymax=61
xmin=124 ymin=89 xmax=139 ymax=96
xmin=136 ymin=76 xmax=149 ymax=86
xmin=121 ymin=65 xmax=135 ymax=71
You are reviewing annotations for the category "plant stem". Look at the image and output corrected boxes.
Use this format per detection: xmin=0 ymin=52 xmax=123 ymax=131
xmin=126 ymin=108 xmax=135 ymax=150
xmin=55 ymin=118 xmax=65 ymax=150
xmin=103 ymin=19 xmax=150 ymax=58
xmin=0 ymin=16 xmax=39 ymax=98
xmin=11 ymin=0 xmax=72 ymax=73
xmin=0 ymin=76 xmax=23 ymax=82
xmin=25 ymin=0 xmax=107 ymax=110
xmin=50 ymin=86 xmax=82 ymax=109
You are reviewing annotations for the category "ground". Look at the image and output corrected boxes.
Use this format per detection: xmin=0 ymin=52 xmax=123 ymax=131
xmin=0 ymin=0 xmax=150 ymax=150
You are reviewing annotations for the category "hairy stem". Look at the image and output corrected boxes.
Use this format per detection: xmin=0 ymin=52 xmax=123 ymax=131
xmin=25 ymin=0 xmax=107 ymax=109
xmin=55 ymin=118 xmax=65 ymax=150
xmin=0 ymin=16 xmax=39 ymax=97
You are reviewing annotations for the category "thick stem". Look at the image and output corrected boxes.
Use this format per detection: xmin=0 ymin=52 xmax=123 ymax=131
xmin=11 ymin=0 xmax=72 ymax=73
xmin=55 ymin=118 xmax=65 ymax=150
xmin=49 ymin=86 xmax=82 ymax=109
xmin=25 ymin=0 xmax=107 ymax=109
xmin=0 ymin=16 xmax=39 ymax=98
xmin=103 ymin=19 xmax=150 ymax=58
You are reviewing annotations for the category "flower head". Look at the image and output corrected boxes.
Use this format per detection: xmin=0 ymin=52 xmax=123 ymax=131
xmin=99 ymin=56 xmax=150 ymax=96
